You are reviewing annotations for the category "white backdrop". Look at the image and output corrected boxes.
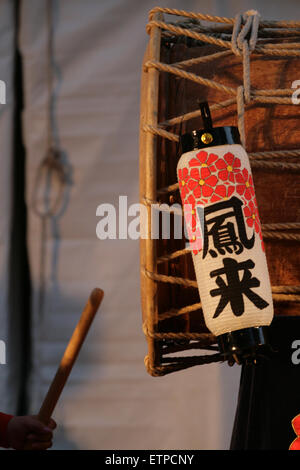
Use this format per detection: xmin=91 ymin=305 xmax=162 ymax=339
xmin=0 ymin=0 xmax=296 ymax=450
xmin=0 ymin=0 xmax=16 ymax=415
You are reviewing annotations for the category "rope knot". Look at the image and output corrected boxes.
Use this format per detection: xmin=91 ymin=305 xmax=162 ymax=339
xmin=232 ymin=10 xmax=261 ymax=56
xmin=31 ymin=146 xmax=69 ymax=218
xmin=232 ymin=10 xmax=261 ymax=105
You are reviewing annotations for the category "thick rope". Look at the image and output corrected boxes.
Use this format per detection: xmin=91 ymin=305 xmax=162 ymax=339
xmin=148 ymin=7 xmax=300 ymax=29
xmin=263 ymin=222 xmax=300 ymax=230
xmin=144 ymin=60 xmax=236 ymax=95
xmin=250 ymin=150 xmax=300 ymax=159
xmin=143 ymin=321 xmax=215 ymax=341
xmin=143 ymin=125 xmax=300 ymax=171
xmin=157 ymin=286 xmax=300 ymax=322
xmin=158 ymin=302 xmax=202 ymax=321
xmin=144 ymin=353 xmax=221 ymax=376
xmin=155 ymin=226 xmax=300 ymax=263
xmin=143 ymin=269 xmax=300 ymax=299
xmin=147 ymin=19 xmax=300 ymax=57
xmin=159 ymin=98 xmax=237 ymax=127
xmin=250 ymin=160 xmax=300 ymax=170
xmin=231 ymin=11 xmax=261 ymax=103
xmin=262 ymin=231 xmax=300 ymax=241
xmin=148 ymin=8 xmax=235 ymax=26
xmin=147 ymin=20 xmax=231 ymax=48
xmin=157 ymin=247 xmax=189 ymax=263
xmin=173 ymin=50 xmax=232 ymax=68
xmin=237 ymin=85 xmax=246 ymax=146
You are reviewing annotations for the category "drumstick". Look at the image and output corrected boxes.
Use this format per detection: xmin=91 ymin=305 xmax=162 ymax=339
xmin=36 ymin=287 xmax=104 ymax=425
xmin=24 ymin=288 xmax=104 ymax=450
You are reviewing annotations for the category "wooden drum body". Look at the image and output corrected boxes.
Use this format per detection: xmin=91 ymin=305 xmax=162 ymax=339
xmin=139 ymin=8 xmax=300 ymax=376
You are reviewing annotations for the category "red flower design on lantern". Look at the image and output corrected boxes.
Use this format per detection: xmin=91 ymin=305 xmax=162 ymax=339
xmin=236 ymin=168 xmax=255 ymax=201
xmin=183 ymin=194 xmax=197 ymax=232
xmin=215 ymin=152 xmax=241 ymax=183
xmin=183 ymin=193 xmax=206 ymax=255
xmin=243 ymin=198 xmax=261 ymax=234
xmin=188 ymin=167 xmax=218 ymax=199
xmin=258 ymin=227 xmax=265 ymax=252
xmin=178 ymin=167 xmax=190 ymax=199
xmin=290 ymin=414 xmax=300 ymax=450
xmin=188 ymin=150 xmax=218 ymax=172
xmin=187 ymin=226 xmax=203 ymax=255
xmin=210 ymin=184 xmax=235 ymax=203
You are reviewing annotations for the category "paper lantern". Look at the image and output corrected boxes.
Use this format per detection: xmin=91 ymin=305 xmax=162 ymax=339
xmin=177 ymin=103 xmax=274 ymax=363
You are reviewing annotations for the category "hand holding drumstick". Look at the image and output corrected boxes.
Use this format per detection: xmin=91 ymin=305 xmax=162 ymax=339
xmin=5 ymin=415 xmax=56 ymax=450
xmin=4 ymin=288 xmax=104 ymax=450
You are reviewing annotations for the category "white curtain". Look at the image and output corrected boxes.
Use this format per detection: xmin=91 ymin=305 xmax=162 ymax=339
xmin=0 ymin=0 xmax=15 ymax=415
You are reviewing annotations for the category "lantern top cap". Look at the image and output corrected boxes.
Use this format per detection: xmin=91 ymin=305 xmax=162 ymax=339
xmin=180 ymin=101 xmax=241 ymax=152
xmin=180 ymin=126 xmax=241 ymax=153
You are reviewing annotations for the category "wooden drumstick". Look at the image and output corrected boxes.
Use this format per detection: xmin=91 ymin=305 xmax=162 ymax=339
xmin=36 ymin=288 xmax=104 ymax=425
xmin=24 ymin=288 xmax=104 ymax=449
xmin=24 ymin=288 xmax=104 ymax=450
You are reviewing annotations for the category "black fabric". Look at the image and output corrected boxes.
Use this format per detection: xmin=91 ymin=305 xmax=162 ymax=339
xmin=230 ymin=316 xmax=300 ymax=450
xmin=8 ymin=0 xmax=31 ymax=415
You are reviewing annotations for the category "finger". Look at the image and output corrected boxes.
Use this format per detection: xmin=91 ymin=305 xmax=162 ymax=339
xmin=26 ymin=417 xmax=53 ymax=435
xmin=27 ymin=432 xmax=53 ymax=442
xmin=31 ymin=440 xmax=53 ymax=451
xmin=47 ymin=418 xmax=57 ymax=430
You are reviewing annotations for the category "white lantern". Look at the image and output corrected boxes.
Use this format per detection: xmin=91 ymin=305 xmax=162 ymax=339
xmin=177 ymin=104 xmax=274 ymax=364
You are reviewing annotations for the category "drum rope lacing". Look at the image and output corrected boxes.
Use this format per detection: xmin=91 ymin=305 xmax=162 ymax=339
xmin=142 ymin=8 xmax=300 ymax=375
